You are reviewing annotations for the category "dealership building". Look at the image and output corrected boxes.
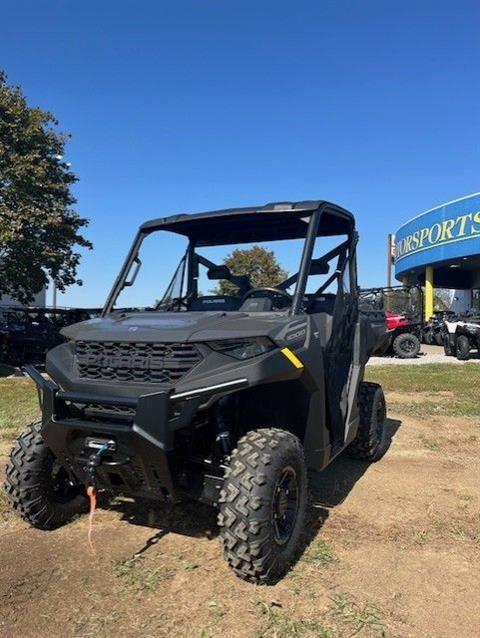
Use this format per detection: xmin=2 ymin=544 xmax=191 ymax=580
xmin=394 ymin=192 xmax=480 ymax=320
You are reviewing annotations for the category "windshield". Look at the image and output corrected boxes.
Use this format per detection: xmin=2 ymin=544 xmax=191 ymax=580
xmin=107 ymin=225 xmax=352 ymax=315
xmin=110 ymin=230 xmax=301 ymax=312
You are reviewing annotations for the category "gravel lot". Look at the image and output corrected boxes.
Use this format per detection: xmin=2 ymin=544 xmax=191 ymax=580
xmin=369 ymin=343 xmax=480 ymax=366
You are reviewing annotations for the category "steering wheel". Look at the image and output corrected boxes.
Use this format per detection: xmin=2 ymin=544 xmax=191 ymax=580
xmin=241 ymin=287 xmax=293 ymax=310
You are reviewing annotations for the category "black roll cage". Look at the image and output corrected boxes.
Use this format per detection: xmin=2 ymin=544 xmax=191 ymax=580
xmin=102 ymin=201 xmax=357 ymax=317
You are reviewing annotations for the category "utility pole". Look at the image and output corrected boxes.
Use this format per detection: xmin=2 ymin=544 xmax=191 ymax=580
xmin=386 ymin=234 xmax=395 ymax=287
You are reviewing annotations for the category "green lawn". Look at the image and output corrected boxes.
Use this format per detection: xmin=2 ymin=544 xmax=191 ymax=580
xmin=366 ymin=364 xmax=480 ymax=418
xmin=0 ymin=378 xmax=40 ymax=440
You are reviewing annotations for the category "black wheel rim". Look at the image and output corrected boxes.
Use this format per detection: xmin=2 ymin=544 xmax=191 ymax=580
xmin=272 ymin=466 xmax=299 ymax=546
xmin=49 ymin=461 xmax=82 ymax=504
xmin=400 ymin=337 xmax=416 ymax=354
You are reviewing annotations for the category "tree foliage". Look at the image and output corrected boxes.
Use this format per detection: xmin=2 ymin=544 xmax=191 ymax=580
xmin=214 ymin=245 xmax=288 ymax=296
xmin=0 ymin=70 xmax=92 ymax=304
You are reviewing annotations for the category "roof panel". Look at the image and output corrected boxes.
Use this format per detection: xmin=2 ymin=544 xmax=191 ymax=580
xmin=140 ymin=200 xmax=354 ymax=245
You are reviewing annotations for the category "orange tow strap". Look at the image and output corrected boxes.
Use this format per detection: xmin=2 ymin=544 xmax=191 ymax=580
xmin=87 ymin=485 xmax=97 ymax=551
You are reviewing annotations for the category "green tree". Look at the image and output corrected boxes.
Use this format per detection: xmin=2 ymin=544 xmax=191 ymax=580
xmin=214 ymin=245 xmax=288 ymax=296
xmin=0 ymin=70 xmax=92 ymax=304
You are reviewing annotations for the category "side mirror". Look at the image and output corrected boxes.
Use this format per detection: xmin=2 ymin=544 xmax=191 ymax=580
xmin=207 ymin=265 xmax=231 ymax=280
xmin=310 ymin=259 xmax=330 ymax=276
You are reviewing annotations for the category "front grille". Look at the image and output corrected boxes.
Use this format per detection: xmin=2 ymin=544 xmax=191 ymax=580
xmin=76 ymin=341 xmax=202 ymax=384
xmin=82 ymin=403 xmax=136 ymax=422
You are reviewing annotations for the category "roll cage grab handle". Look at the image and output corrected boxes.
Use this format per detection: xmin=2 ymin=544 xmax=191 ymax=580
xmin=101 ymin=203 xmax=355 ymax=317
xmin=102 ymin=230 xmax=144 ymax=316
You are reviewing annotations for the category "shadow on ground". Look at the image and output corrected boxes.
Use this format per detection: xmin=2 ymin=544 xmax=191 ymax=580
xmin=108 ymin=417 xmax=402 ymax=576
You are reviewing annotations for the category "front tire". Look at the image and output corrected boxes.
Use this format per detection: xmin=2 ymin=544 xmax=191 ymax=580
xmin=423 ymin=329 xmax=433 ymax=345
xmin=218 ymin=428 xmax=307 ymax=584
xmin=443 ymin=335 xmax=455 ymax=357
xmin=5 ymin=422 xmax=88 ymax=529
xmin=455 ymin=335 xmax=471 ymax=361
xmin=434 ymin=331 xmax=444 ymax=346
xmin=392 ymin=332 xmax=421 ymax=358
xmin=348 ymin=382 xmax=388 ymax=462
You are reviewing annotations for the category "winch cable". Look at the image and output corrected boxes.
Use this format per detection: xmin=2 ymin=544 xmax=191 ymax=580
xmin=86 ymin=485 xmax=97 ymax=550
xmin=85 ymin=442 xmax=110 ymax=551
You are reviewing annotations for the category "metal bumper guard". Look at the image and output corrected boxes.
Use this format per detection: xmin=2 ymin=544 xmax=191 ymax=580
xmin=24 ymin=364 xmax=230 ymax=501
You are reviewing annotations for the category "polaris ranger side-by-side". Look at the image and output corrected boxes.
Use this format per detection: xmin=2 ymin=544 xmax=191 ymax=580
xmin=6 ymin=201 xmax=387 ymax=583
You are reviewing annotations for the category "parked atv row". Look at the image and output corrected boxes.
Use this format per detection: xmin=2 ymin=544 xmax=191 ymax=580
xmin=360 ymin=286 xmax=480 ymax=361
xmin=0 ymin=306 xmax=100 ymax=367
xmin=442 ymin=315 xmax=480 ymax=360
xmin=422 ymin=310 xmax=456 ymax=346
xmin=359 ymin=286 xmax=423 ymax=358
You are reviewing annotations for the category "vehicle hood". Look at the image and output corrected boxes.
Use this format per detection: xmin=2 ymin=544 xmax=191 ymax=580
xmin=61 ymin=311 xmax=295 ymax=343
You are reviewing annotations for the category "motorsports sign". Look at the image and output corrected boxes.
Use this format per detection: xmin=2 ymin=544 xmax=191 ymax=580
xmin=394 ymin=193 xmax=480 ymax=276
xmin=396 ymin=210 xmax=480 ymax=261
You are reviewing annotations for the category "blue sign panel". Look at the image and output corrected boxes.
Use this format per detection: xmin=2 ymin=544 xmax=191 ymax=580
xmin=395 ymin=192 xmax=480 ymax=279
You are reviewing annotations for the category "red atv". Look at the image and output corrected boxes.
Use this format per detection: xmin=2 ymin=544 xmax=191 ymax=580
xmin=384 ymin=312 xmax=422 ymax=358
xmin=360 ymin=286 xmax=423 ymax=359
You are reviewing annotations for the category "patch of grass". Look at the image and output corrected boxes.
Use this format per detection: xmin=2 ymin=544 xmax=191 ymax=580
xmin=389 ymin=400 xmax=447 ymax=418
xmin=256 ymin=600 xmax=336 ymax=638
xmin=420 ymin=436 xmax=439 ymax=451
xmin=0 ymin=485 xmax=9 ymax=516
xmin=449 ymin=522 xmax=479 ymax=543
xmin=412 ymin=529 xmax=428 ymax=545
xmin=206 ymin=600 xmax=224 ymax=621
xmin=458 ymin=494 xmax=474 ymax=511
xmin=367 ymin=364 xmax=480 ymax=418
xmin=83 ymin=583 xmax=111 ymax=601
xmin=73 ymin=610 xmax=123 ymax=633
xmin=302 ymin=539 xmax=337 ymax=566
xmin=329 ymin=595 xmax=385 ymax=635
xmin=390 ymin=399 xmax=478 ymax=419
xmin=0 ymin=378 xmax=39 ymax=440
xmin=115 ymin=556 xmax=175 ymax=591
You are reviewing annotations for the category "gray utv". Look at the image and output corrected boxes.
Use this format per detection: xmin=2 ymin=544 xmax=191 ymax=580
xmin=5 ymin=200 xmax=387 ymax=583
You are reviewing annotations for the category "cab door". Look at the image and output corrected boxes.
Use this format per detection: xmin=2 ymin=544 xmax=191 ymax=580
xmin=322 ymin=244 xmax=360 ymax=453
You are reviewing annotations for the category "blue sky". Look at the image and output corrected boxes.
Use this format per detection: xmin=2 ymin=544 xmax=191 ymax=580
xmin=2 ymin=0 xmax=479 ymax=306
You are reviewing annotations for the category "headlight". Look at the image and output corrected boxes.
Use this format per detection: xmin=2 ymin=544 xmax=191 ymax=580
xmin=207 ymin=337 xmax=275 ymax=360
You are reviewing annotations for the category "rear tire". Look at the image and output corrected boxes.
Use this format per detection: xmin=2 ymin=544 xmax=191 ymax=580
xmin=218 ymin=428 xmax=307 ymax=584
xmin=455 ymin=335 xmax=471 ymax=361
xmin=348 ymin=382 xmax=388 ymax=462
xmin=392 ymin=333 xmax=421 ymax=358
xmin=4 ymin=422 xmax=88 ymax=529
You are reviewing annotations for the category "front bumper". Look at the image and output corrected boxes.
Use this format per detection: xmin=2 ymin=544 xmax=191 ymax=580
xmin=25 ymin=364 xmax=223 ymax=501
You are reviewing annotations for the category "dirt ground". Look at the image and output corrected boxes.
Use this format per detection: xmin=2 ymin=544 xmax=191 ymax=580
xmin=0 ymin=371 xmax=479 ymax=638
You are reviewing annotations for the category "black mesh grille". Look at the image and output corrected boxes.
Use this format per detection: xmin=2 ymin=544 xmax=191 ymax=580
xmin=76 ymin=341 xmax=202 ymax=384
xmin=82 ymin=403 xmax=136 ymax=422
